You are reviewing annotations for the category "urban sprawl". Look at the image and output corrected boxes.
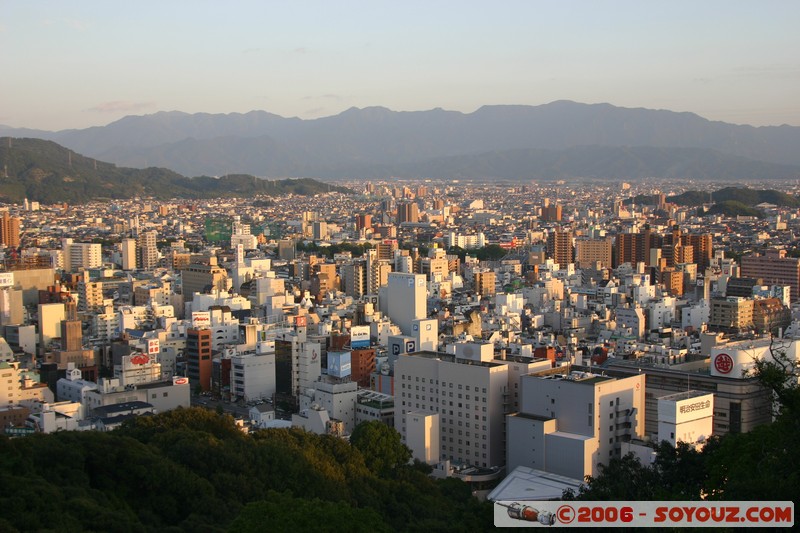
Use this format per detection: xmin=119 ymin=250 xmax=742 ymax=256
xmin=1 ymin=178 xmax=798 ymax=497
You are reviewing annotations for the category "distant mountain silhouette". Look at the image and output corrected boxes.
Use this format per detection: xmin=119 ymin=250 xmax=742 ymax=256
xmin=3 ymin=101 xmax=800 ymax=178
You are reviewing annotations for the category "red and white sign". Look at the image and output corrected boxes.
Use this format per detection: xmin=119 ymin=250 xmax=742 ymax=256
xmin=173 ymin=377 xmax=189 ymax=385
xmin=147 ymin=339 xmax=160 ymax=355
xmin=130 ymin=353 xmax=150 ymax=365
xmin=192 ymin=311 xmax=211 ymax=328
xmin=714 ymin=353 xmax=734 ymax=374
xmin=295 ymin=315 xmax=307 ymax=328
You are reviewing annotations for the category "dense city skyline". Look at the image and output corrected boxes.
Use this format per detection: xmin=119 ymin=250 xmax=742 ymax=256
xmin=2 ymin=1 xmax=799 ymax=130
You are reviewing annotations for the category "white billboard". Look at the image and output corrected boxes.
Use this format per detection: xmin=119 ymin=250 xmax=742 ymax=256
xmin=192 ymin=311 xmax=211 ymax=328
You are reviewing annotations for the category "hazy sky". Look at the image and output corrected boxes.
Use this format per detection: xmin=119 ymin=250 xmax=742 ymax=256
xmin=2 ymin=1 xmax=799 ymax=130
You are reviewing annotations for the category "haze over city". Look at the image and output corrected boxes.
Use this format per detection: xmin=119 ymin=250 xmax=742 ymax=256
xmin=1 ymin=2 xmax=799 ymax=530
xmin=2 ymin=0 xmax=799 ymax=130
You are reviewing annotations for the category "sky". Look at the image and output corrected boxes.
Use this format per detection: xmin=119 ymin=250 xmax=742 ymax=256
xmin=2 ymin=1 xmax=799 ymax=131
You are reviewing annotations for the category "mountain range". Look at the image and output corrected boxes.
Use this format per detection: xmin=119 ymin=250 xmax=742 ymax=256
xmin=2 ymin=101 xmax=800 ymax=179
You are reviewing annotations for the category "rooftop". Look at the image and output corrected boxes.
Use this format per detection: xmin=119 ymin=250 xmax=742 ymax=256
xmin=488 ymin=466 xmax=584 ymax=502
xmin=659 ymin=390 xmax=713 ymax=402
xmin=405 ymin=350 xmax=505 ymax=368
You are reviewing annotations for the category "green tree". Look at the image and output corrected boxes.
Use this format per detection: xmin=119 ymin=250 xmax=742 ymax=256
xmin=475 ymin=244 xmax=507 ymax=261
xmin=349 ymin=421 xmax=411 ymax=476
xmin=229 ymin=491 xmax=391 ymax=533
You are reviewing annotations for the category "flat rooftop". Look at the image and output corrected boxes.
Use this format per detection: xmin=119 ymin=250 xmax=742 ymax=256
xmin=488 ymin=466 xmax=584 ymax=502
xmin=405 ymin=351 xmax=505 ymax=368
xmin=659 ymin=390 xmax=713 ymax=402
xmin=537 ymin=371 xmax=615 ymax=385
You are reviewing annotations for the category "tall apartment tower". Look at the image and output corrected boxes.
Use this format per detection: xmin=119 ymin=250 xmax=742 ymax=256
xmin=343 ymin=260 xmax=368 ymax=299
xmin=473 ymin=269 xmax=497 ymax=298
xmin=575 ymin=236 xmax=613 ymax=268
xmin=278 ymin=239 xmax=296 ymax=260
xmin=65 ymin=242 xmax=102 ymax=272
xmin=546 ymin=230 xmax=574 ymax=267
xmin=60 ymin=319 xmax=83 ymax=351
xmin=387 ymin=272 xmax=426 ymax=336
xmin=376 ymin=239 xmax=399 ymax=261
xmin=137 ymin=231 xmax=159 ymax=271
xmin=541 ymin=204 xmax=562 ymax=222
xmin=355 ymin=214 xmax=372 ymax=231
xmin=615 ymin=229 xmax=654 ymax=268
xmin=0 ymin=211 xmax=21 ymax=248
xmin=397 ymin=202 xmax=419 ymax=224
xmin=740 ymin=249 xmax=800 ymax=302
xmin=121 ymin=238 xmax=137 ymax=270
xmin=187 ymin=328 xmax=213 ymax=392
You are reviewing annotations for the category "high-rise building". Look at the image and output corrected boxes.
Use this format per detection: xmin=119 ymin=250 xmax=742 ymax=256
xmin=121 ymin=238 xmax=137 ymax=270
xmin=541 ymin=204 xmax=562 ymax=222
xmin=660 ymin=268 xmax=685 ymax=297
xmin=473 ymin=269 xmax=496 ymax=298
xmin=387 ymin=272 xmax=426 ymax=336
xmin=368 ymin=259 xmax=392 ymax=295
xmin=687 ymin=234 xmax=713 ymax=271
xmin=278 ymin=239 xmax=296 ymax=260
xmin=38 ymin=302 xmax=66 ymax=352
xmin=187 ymin=328 xmax=213 ymax=392
xmin=77 ymin=281 xmax=105 ymax=313
xmin=506 ymin=367 xmax=645 ymax=480
xmin=0 ymin=286 xmax=24 ymax=325
xmin=0 ymin=211 xmax=20 ymax=248
xmin=355 ymin=214 xmax=372 ymax=231
xmin=546 ymin=230 xmax=574 ymax=267
xmin=397 ymin=202 xmax=419 ymax=224
xmin=60 ymin=319 xmax=83 ymax=351
xmin=740 ymin=249 xmax=800 ymax=301
xmin=376 ymin=239 xmax=399 ymax=261
xmin=394 ymin=348 xmax=508 ymax=468
xmin=65 ymin=242 xmax=102 ymax=272
xmin=343 ymin=260 xmax=368 ymax=298
xmin=312 ymin=221 xmax=328 ymax=240
xmin=181 ymin=256 xmax=229 ymax=301
xmin=137 ymin=230 xmax=159 ymax=271
xmin=614 ymin=230 xmax=655 ymax=268
xmin=575 ymin=236 xmax=612 ymax=268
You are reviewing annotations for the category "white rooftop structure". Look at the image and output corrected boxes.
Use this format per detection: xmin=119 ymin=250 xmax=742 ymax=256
xmin=488 ymin=466 xmax=584 ymax=502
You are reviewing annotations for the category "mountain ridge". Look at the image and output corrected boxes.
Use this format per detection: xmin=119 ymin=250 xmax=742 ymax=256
xmin=3 ymin=101 xmax=800 ymax=178
xmin=0 ymin=137 xmax=351 ymax=203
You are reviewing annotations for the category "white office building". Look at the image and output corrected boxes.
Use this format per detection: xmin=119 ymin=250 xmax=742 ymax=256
xmin=395 ymin=349 xmax=509 ymax=469
xmin=387 ymin=272 xmax=426 ymax=337
xmin=506 ymin=368 xmax=645 ymax=480
xmin=231 ymin=350 xmax=276 ymax=402
xmin=300 ymin=375 xmax=358 ymax=433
